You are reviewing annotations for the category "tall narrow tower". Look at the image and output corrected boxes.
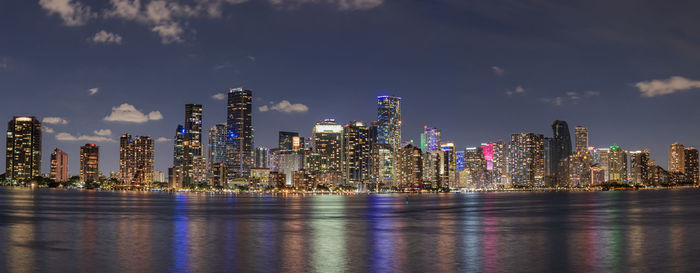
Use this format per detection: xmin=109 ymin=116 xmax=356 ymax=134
xmin=6 ymin=116 xmax=42 ymax=181
xmin=227 ymin=88 xmax=254 ymax=180
xmin=376 ymin=95 xmax=401 ymax=179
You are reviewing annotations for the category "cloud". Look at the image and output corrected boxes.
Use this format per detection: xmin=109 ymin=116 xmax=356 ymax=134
xmin=93 ymin=129 xmax=112 ymax=136
xmin=43 ymin=126 xmax=55 ymax=134
xmin=505 ymin=85 xmax=525 ymax=96
xmin=269 ymin=0 xmax=383 ymax=10
xmin=104 ymin=103 xmax=163 ymax=123
xmin=247 ymin=55 xmax=256 ymax=62
xmin=491 ymin=66 xmax=504 ymax=76
xmin=89 ymin=87 xmax=99 ymax=95
xmin=634 ymin=76 xmax=700 ymax=97
xmin=541 ymin=90 xmax=600 ymax=106
xmin=214 ymin=61 xmax=233 ymax=70
xmin=39 ymin=0 xmax=96 ymax=26
xmin=212 ymin=93 xmax=226 ymax=100
xmin=0 ymin=57 xmax=8 ymax=70
xmin=260 ymin=100 xmax=309 ymax=113
xmin=155 ymin=137 xmax=171 ymax=142
xmin=91 ymin=30 xmax=123 ymax=44
xmin=56 ymin=132 xmax=115 ymax=142
xmin=42 ymin=117 xmax=69 ymax=125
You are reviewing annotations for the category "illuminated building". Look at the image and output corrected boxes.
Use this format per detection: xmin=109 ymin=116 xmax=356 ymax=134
xmin=464 ymin=146 xmax=487 ymax=188
xmin=119 ymin=134 xmax=154 ymax=185
xmin=172 ymin=125 xmax=185 ymax=187
xmin=597 ymin=148 xmax=610 ymax=181
xmin=397 ymin=144 xmax=422 ymax=189
xmin=376 ymin=95 xmax=401 ymax=179
xmin=79 ymin=144 xmax=99 ymax=183
xmin=456 ymin=150 xmax=465 ymax=171
xmin=6 ymin=116 xmax=41 ymax=181
xmin=684 ymin=147 xmax=699 ymax=184
xmin=492 ymin=139 xmax=508 ymax=186
xmin=153 ymin=170 xmax=165 ymax=183
xmin=208 ymin=124 xmax=227 ymax=165
xmin=372 ymin=143 xmax=394 ymax=189
xmin=279 ymin=131 xmax=299 ymax=151
xmin=342 ymin=121 xmax=371 ymax=188
xmin=292 ymin=169 xmax=313 ymax=190
xmin=209 ymin=162 xmax=227 ymax=187
xmin=192 ymin=156 xmax=208 ymax=184
xmin=270 ymin=149 xmax=302 ymax=186
xmin=669 ymin=142 xmax=685 ymax=174
xmin=183 ymin=104 xmax=203 ymax=184
xmin=420 ymin=126 xmax=441 ymax=152
xmin=608 ymin=144 xmax=627 ymax=183
xmin=50 ymin=148 xmax=68 ymax=183
xmin=629 ymin=150 xmax=650 ymax=185
xmin=481 ymin=143 xmax=494 ymax=170
xmin=590 ymin=164 xmax=605 ymax=185
xmin=574 ymin=126 xmax=588 ymax=152
xmin=440 ymin=143 xmax=456 ymax=188
xmin=422 ymin=150 xmax=442 ymax=189
xmin=545 ymin=120 xmax=572 ymax=186
xmin=254 ymin=147 xmax=270 ymax=169
xmin=508 ymin=133 xmax=545 ymax=187
xmin=312 ymin=119 xmax=343 ymax=175
xmin=568 ymin=150 xmax=593 ymax=187
xmin=250 ymin=167 xmax=270 ymax=187
xmin=227 ymin=87 xmax=254 ymax=179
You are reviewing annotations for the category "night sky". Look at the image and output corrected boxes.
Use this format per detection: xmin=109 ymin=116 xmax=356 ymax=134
xmin=1 ymin=0 xmax=699 ymax=175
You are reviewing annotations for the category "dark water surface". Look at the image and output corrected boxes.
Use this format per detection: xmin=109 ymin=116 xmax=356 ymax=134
xmin=1 ymin=188 xmax=699 ymax=273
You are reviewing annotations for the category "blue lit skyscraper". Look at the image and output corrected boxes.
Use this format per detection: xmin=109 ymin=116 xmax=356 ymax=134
xmin=377 ymin=95 xmax=401 ymax=179
xmin=456 ymin=150 xmax=465 ymax=171
xmin=227 ymin=88 xmax=254 ymax=180
xmin=420 ymin=126 xmax=441 ymax=152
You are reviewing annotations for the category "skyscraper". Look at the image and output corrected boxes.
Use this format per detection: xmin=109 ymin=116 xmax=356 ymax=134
xmin=342 ymin=121 xmax=371 ymax=188
xmin=630 ymin=149 xmax=650 ymax=185
xmin=574 ymin=126 xmax=588 ymax=152
xmin=80 ymin=144 xmax=99 ymax=183
xmin=254 ymin=147 xmax=270 ymax=168
xmin=420 ymin=126 xmax=441 ymax=153
xmin=684 ymin=147 xmax=699 ymax=184
xmin=376 ymin=95 xmax=401 ymax=179
xmin=279 ymin=131 xmax=299 ymax=151
xmin=397 ymin=144 xmax=422 ymax=189
xmin=208 ymin=124 xmax=227 ymax=165
xmin=312 ymin=119 xmax=343 ymax=175
xmin=183 ymin=104 xmax=203 ymax=183
xmin=120 ymin=134 xmax=154 ymax=185
xmin=608 ymin=144 xmax=628 ymax=183
xmin=6 ymin=116 xmax=41 ymax=181
xmin=508 ymin=133 xmax=545 ymax=187
xmin=172 ymin=125 xmax=185 ymax=187
xmin=227 ymin=88 xmax=254 ymax=179
xmin=669 ymin=142 xmax=685 ymax=173
xmin=440 ymin=143 xmax=456 ymax=188
xmin=546 ymin=120 xmax=572 ymax=186
xmin=50 ymin=148 xmax=68 ymax=182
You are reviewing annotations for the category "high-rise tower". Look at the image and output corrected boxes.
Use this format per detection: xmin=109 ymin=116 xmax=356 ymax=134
xmin=376 ymin=95 xmax=401 ymax=179
xmin=227 ymin=88 xmax=254 ymax=179
xmin=80 ymin=144 xmax=99 ymax=183
xmin=574 ymin=126 xmax=588 ymax=152
xmin=6 ymin=116 xmax=41 ymax=181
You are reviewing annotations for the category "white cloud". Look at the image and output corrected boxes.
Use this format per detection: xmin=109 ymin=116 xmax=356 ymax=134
xmin=151 ymin=21 xmax=185 ymax=44
xmin=634 ymin=76 xmax=700 ymax=97
xmin=247 ymin=55 xmax=256 ymax=62
xmin=93 ymin=129 xmax=112 ymax=136
xmin=505 ymin=85 xmax=525 ymax=96
xmin=540 ymin=97 xmax=564 ymax=106
xmin=43 ymin=126 xmax=55 ymax=134
xmin=56 ymin=132 xmax=115 ymax=142
xmin=104 ymin=103 xmax=163 ymax=123
xmin=491 ymin=66 xmax=504 ymax=76
xmin=39 ymin=0 xmax=96 ymax=26
xmin=155 ymin=137 xmax=171 ymax=142
xmin=91 ymin=30 xmax=123 ymax=44
xmin=585 ymin=90 xmax=600 ymax=97
xmin=214 ymin=61 xmax=233 ymax=70
xmin=541 ymin=90 xmax=600 ymax=106
xmin=0 ymin=57 xmax=8 ymax=70
xmin=260 ymin=100 xmax=309 ymax=113
xmin=42 ymin=117 xmax=68 ymax=125
xmin=212 ymin=93 xmax=226 ymax=100
xmin=89 ymin=87 xmax=99 ymax=95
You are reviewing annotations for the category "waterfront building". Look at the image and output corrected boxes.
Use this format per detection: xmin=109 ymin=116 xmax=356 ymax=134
xmin=6 ymin=116 xmax=41 ymax=181
xmin=608 ymin=145 xmax=628 ymax=183
xmin=79 ymin=144 xmax=99 ymax=183
xmin=492 ymin=139 xmax=508 ymax=187
xmin=312 ymin=119 xmax=343 ymax=176
xmin=372 ymin=143 xmax=394 ymax=189
xmin=684 ymin=147 xmax=699 ymax=184
xmin=630 ymin=150 xmax=650 ymax=185
xmin=597 ymin=148 xmax=610 ymax=181
xmin=342 ymin=121 xmax=371 ymax=188
xmin=590 ymin=164 xmax=605 ymax=185
xmin=208 ymin=124 xmax=227 ymax=165
xmin=227 ymin=87 xmax=254 ymax=179
xmin=669 ymin=142 xmax=685 ymax=174
xmin=376 ymin=95 xmax=401 ymax=180
xmin=568 ymin=150 xmax=593 ymax=187
xmin=119 ymin=134 xmax=154 ymax=185
xmin=440 ymin=143 xmax=457 ymax=188
xmin=422 ymin=149 xmax=442 ymax=189
xmin=50 ymin=148 xmax=69 ymax=183
xmin=508 ymin=133 xmax=545 ymax=187
xmin=254 ymin=147 xmax=270 ymax=169
xmin=172 ymin=125 xmax=185 ymax=187
xmin=396 ymin=144 xmax=422 ymax=189
xmin=420 ymin=126 xmax=441 ymax=153
xmin=278 ymin=131 xmax=299 ymax=151
xmin=545 ymin=120 xmax=572 ymax=186
xmin=183 ymin=104 xmax=203 ymax=184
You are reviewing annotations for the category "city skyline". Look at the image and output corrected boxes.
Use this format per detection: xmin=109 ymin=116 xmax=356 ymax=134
xmin=2 ymin=0 xmax=700 ymax=176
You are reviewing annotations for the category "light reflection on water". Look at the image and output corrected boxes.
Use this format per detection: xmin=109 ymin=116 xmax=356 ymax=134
xmin=1 ymin=188 xmax=700 ymax=273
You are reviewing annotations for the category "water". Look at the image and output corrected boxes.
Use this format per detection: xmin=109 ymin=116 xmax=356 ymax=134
xmin=0 ymin=188 xmax=699 ymax=273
